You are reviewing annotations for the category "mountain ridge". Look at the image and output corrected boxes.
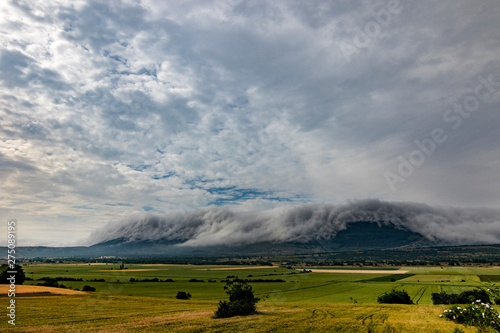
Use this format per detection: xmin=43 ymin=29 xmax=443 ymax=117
xmin=6 ymin=221 xmax=450 ymax=258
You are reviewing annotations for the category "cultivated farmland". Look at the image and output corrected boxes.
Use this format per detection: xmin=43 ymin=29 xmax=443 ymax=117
xmin=2 ymin=264 xmax=499 ymax=332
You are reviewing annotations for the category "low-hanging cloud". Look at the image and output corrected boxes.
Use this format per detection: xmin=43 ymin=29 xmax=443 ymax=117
xmin=88 ymin=200 xmax=500 ymax=247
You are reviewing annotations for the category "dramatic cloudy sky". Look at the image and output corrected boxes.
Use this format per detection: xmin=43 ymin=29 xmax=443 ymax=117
xmin=1 ymin=0 xmax=499 ymax=245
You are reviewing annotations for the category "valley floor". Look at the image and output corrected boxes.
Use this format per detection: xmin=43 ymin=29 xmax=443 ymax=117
xmin=0 ymin=296 xmax=478 ymax=332
xmin=1 ymin=264 xmax=499 ymax=332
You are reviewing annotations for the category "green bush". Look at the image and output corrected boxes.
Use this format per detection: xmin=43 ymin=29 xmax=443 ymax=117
xmin=432 ymin=288 xmax=491 ymax=305
xmin=214 ymin=282 xmax=259 ymax=318
xmin=432 ymin=291 xmax=458 ymax=305
xmin=377 ymin=289 xmax=413 ymax=304
xmin=441 ymin=301 xmax=500 ymax=332
xmin=456 ymin=288 xmax=490 ymax=304
xmin=176 ymin=291 xmax=191 ymax=300
xmin=214 ymin=300 xmax=232 ymax=318
xmin=82 ymin=285 xmax=96 ymax=292
xmin=37 ymin=277 xmax=59 ymax=288
xmin=0 ymin=264 xmax=26 ymax=285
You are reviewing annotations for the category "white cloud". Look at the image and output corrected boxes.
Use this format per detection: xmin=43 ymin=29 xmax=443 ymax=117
xmin=88 ymin=200 xmax=500 ymax=247
xmin=0 ymin=0 xmax=499 ymax=245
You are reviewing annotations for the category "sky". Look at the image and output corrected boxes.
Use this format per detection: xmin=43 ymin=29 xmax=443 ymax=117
xmin=0 ymin=0 xmax=499 ymax=246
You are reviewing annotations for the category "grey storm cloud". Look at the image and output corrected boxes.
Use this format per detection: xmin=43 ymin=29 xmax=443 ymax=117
xmin=88 ymin=200 xmax=500 ymax=247
xmin=1 ymin=0 xmax=500 ymax=245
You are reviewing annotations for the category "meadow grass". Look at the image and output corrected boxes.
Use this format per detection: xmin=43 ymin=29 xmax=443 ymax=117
xmin=1 ymin=295 xmax=480 ymax=332
xmin=2 ymin=264 xmax=498 ymax=332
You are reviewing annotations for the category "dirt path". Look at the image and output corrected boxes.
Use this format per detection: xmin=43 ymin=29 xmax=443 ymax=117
xmin=195 ymin=266 xmax=276 ymax=271
xmin=96 ymin=269 xmax=167 ymax=272
xmin=0 ymin=285 xmax=87 ymax=295
xmin=300 ymin=269 xmax=409 ymax=274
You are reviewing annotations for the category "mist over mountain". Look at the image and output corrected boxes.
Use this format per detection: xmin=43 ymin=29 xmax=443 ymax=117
xmin=88 ymin=200 xmax=500 ymax=248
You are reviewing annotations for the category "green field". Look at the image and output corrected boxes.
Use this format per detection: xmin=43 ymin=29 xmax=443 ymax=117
xmin=2 ymin=264 xmax=500 ymax=332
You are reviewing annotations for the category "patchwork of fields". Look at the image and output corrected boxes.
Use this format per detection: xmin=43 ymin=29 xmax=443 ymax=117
xmin=2 ymin=264 xmax=500 ymax=332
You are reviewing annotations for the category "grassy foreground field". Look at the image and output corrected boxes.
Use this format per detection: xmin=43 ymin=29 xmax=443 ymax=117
xmin=2 ymin=264 xmax=500 ymax=332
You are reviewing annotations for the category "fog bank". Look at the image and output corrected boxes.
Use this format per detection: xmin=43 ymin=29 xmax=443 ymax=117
xmin=88 ymin=200 xmax=500 ymax=247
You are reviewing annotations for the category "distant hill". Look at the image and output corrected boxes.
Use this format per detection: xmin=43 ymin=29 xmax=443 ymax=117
xmin=7 ymin=222 xmax=438 ymax=259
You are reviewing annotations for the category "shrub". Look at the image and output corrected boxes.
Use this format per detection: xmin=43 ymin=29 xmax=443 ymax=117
xmin=377 ymin=289 xmax=413 ymax=304
xmin=82 ymin=285 xmax=96 ymax=292
xmin=0 ymin=264 xmax=26 ymax=285
xmin=189 ymin=278 xmax=204 ymax=282
xmin=214 ymin=300 xmax=232 ymax=318
xmin=39 ymin=276 xmax=82 ymax=281
xmin=432 ymin=288 xmax=491 ymax=305
xmin=432 ymin=291 xmax=458 ymax=305
xmin=214 ymin=282 xmax=259 ymax=318
xmin=495 ymin=297 xmax=500 ymax=305
xmin=176 ymin=291 xmax=191 ymax=300
xmin=37 ymin=278 xmax=59 ymax=288
xmin=456 ymin=288 xmax=490 ymax=304
xmin=440 ymin=301 xmax=500 ymax=332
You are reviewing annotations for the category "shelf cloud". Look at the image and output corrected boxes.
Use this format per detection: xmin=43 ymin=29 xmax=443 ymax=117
xmin=88 ymin=200 xmax=500 ymax=247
